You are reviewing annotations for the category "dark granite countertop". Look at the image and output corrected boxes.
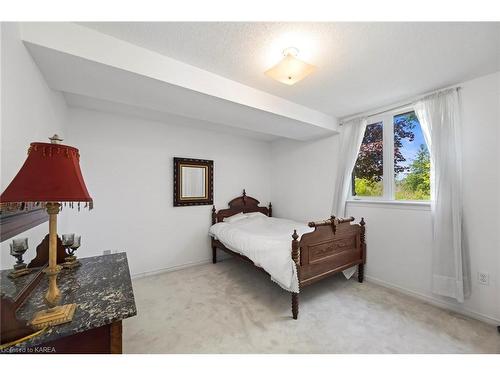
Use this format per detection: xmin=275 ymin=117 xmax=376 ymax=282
xmin=1 ymin=266 xmax=42 ymax=299
xmin=1 ymin=252 xmax=136 ymax=350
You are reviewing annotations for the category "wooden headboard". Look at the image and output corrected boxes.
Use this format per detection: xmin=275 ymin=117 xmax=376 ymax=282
xmin=212 ymin=190 xmax=272 ymax=224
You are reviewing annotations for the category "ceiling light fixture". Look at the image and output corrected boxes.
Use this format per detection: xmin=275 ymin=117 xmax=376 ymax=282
xmin=264 ymin=47 xmax=316 ymax=86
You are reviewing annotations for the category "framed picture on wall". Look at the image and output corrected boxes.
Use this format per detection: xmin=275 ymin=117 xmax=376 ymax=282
xmin=173 ymin=157 xmax=214 ymax=207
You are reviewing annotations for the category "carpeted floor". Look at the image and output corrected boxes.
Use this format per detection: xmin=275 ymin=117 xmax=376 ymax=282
xmin=123 ymin=259 xmax=499 ymax=353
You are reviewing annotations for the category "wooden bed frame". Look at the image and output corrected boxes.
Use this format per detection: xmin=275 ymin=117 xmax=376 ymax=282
xmin=211 ymin=190 xmax=366 ymax=319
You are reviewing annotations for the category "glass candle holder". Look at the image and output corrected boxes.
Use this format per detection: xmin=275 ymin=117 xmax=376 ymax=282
xmin=62 ymin=233 xmax=81 ymax=269
xmin=68 ymin=235 xmax=81 ymax=255
xmin=62 ymin=233 xmax=75 ymax=248
xmin=8 ymin=237 xmax=31 ymax=278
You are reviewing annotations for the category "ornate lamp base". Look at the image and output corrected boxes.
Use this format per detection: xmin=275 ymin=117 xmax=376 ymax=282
xmin=30 ymin=303 xmax=77 ymax=329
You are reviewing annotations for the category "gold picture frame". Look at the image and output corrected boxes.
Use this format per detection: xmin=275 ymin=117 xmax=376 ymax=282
xmin=173 ymin=158 xmax=213 ymax=206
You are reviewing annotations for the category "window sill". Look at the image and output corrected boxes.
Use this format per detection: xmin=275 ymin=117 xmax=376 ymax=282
xmin=346 ymin=199 xmax=431 ymax=211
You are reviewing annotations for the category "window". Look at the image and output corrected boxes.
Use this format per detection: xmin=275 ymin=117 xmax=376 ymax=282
xmin=351 ymin=110 xmax=430 ymax=201
xmin=352 ymin=122 xmax=383 ymax=197
xmin=393 ymin=112 xmax=430 ymax=200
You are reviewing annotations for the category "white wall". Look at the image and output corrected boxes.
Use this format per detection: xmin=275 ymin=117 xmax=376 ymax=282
xmin=64 ymin=108 xmax=271 ymax=277
xmin=270 ymin=135 xmax=338 ymax=222
xmin=0 ymin=23 xmax=68 ymax=268
xmin=270 ymin=71 xmax=500 ymax=324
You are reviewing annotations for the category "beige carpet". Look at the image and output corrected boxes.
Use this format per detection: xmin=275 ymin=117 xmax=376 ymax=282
xmin=123 ymin=259 xmax=499 ymax=353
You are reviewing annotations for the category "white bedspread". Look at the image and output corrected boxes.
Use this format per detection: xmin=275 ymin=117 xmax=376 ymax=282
xmin=209 ymin=215 xmax=314 ymax=293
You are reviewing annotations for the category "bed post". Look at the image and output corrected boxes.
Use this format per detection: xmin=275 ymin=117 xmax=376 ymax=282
xmin=212 ymin=242 xmax=217 ymax=264
xmin=268 ymin=202 xmax=272 ymax=217
xmin=358 ymin=217 xmax=366 ymax=283
xmin=291 ymin=229 xmax=300 ymax=320
xmin=212 ymin=205 xmax=217 ymax=264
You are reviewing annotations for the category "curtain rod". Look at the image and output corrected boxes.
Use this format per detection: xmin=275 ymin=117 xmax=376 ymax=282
xmin=339 ymin=85 xmax=461 ymax=125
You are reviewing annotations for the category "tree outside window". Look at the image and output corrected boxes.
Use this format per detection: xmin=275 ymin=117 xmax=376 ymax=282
xmin=352 ymin=111 xmax=430 ymax=201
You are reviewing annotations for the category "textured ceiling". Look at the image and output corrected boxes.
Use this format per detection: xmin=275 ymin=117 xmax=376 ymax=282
xmin=79 ymin=22 xmax=500 ymax=118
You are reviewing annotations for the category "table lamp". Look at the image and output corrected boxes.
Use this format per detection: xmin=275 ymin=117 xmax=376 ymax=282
xmin=0 ymin=135 xmax=93 ymax=329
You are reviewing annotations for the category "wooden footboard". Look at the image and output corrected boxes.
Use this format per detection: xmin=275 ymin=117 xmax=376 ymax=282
xmin=298 ymin=216 xmax=366 ymax=286
xmin=290 ymin=216 xmax=366 ymax=319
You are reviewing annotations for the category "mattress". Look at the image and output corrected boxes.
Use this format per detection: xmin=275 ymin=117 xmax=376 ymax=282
xmin=209 ymin=213 xmax=314 ymax=292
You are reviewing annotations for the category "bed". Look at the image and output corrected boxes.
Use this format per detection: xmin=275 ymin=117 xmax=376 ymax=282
xmin=209 ymin=190 xmax=366 ymax=319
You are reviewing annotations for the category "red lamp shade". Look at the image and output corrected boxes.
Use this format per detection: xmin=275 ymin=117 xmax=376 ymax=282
xmin=0 ymin=142 xmax=92 ymax=208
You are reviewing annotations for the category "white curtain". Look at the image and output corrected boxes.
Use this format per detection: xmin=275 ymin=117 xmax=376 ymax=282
xmin=414 ymin=88 xmax=469 ymax=302
xmin=332 ymin=117 xmax=367 ymax=217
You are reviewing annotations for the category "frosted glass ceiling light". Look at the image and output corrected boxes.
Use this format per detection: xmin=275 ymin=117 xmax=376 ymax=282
xmin=265 ymin=47 xmax=316 ymax=85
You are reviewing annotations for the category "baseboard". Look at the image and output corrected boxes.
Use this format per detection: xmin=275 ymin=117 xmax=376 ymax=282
xmin=365 ymin=275 xmax=500 ymax=326
xmin=131 ymin=258 xmax=212 ymax=280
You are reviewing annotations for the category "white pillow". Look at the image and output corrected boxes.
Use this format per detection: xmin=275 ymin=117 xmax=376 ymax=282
xmin=223 ymin=212 xmax=247 ymax=223
xmin=245 ymin=212 xmax=267 ymax=219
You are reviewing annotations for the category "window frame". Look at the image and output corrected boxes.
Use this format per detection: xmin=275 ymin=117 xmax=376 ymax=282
xmin=349 ymin=106 xmax=430 ymax=204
